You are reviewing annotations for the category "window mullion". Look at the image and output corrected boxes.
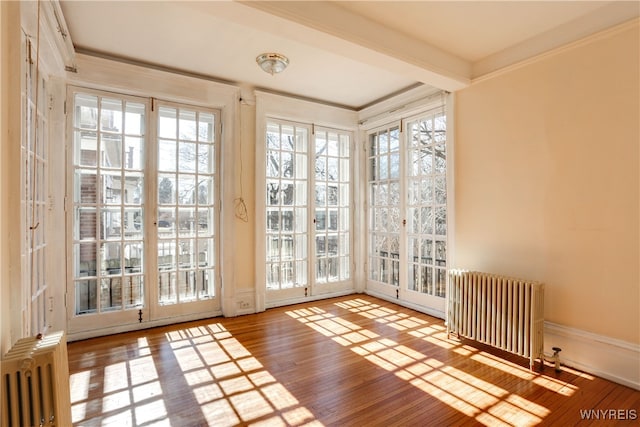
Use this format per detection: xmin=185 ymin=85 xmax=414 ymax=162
xmin=399 ymin=120 xmax=408 ymax=297
xmin=308 ymin=125 xmax=316 ymax=294
xmin=146 ymin=97 xmax=158 ymax=316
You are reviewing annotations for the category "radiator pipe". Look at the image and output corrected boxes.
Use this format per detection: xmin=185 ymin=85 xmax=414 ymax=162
xmin=543 ymin=347 xmax=562 ymax=372
xmin=552 ymin=347 xmax=562 ymax=372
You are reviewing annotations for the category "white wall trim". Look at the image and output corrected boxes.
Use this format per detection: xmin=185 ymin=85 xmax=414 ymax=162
xmin=364 ymin=289 xmax=445 ymax=320
xmin=255 ymin=90 xmax=358 ymax=131
xmin=358 ymin=85 xmax=445 ymax=129
xmin=472 ymin=17 xmax=640 ymax=84
xmin=66 ymin=309 xmax=224 ymax=343
xmin=20 ymin=0 xmax=75 ymax=77
xmin=544 ymin=321 xmax=640 ymax=390
xmin=265 ymin=290 xmax=356 ymax=310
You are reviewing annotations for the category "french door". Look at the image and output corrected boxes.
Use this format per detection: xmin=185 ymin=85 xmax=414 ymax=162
xmin=67 ymin=87 xmax=220 ymax=335
xmin=366 ymin=108 xmax=448 ymax=316
xmin=21 ymin=34 xmax=50 ymax=337
xmin=263 ymin=120 xmax=352 ymax=306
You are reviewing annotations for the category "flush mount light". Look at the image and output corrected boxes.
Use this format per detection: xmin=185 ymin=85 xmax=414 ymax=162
xmin=256 ymin=53 xmax=289 ymax=75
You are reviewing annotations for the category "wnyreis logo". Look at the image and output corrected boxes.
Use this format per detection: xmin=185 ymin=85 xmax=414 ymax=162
xmin=579 ymin=409 xmax=638 ymax=421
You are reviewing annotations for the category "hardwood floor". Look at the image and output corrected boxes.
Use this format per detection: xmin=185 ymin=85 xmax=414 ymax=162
xmin=67 ymin=295 xmax=640 ymax=426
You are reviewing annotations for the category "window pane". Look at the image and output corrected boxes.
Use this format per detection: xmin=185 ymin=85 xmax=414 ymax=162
xmin=125 ymin=102 xmax=145 ymax=135
xmin=124 ymin=208 xmax=143 ymax=239
xmin=197 ymin=177 xmax=213 ymax=205
xmin=101 ymin=208 xmax=121 ymax=240
xmin=178 ymin=208 xmax=197 ymax=237
xmin=199 ymin=113 xmax=214 ymax=142
xmin=179 ymin=110 xmax=197 ymax=141
xmin=100 ymin=172 xmax=122 ymax=205
xmin=75 ymin=242 xmax=96 ymax=277
xmin=101 ymin=277 xmax=122 ymax=311
xmin=159 ymin=271 xmax=176 ymax=303
xmin=75 ymin=131 xmax=97 ymax=167
xmin=198 ymin=144 xmax=214 ymax=174
xmin=434 ymin=144 xmax=446 ymax=173
xmin=179 ymin=142 xmax=197 ymax=172
xmin=125 ymin=276 xmax=145 ymax=308
xmin=75 ymin=94 xmax=97 ymax=130
xmin=100 ymin=98 xmax=123 ymax=133
xmin=101 ymin=242 xmax=122 ymax=275
xmin=197 ymin=208 xmax=214 ymax=237
xmin=125 ymin=136 xmax=144 ymax=170
xmin=76 ymin=207 xmax=96 ymax=240
xmin=159 ymin=107 xmax=177 ymax=139
xmin=158 ymin=240 xmax=176 ymax=271
xmin=158 ymin=139 xmax=176 ymax=172
xmin=178 ymin=175 xmax=196 ymax=205
xmin=73 ymin=169 xmax=97 ymax=204
xmin=124 ymin=242 xmax=143 ymax=272
xmin=75 ymin=280 xmax=97 ymax=314
xmin=158 ymin=175 xmax=176 ymax=205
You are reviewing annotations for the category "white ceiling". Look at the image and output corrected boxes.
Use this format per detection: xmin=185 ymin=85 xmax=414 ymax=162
xmin=60 ymin=1 xmax=639 ymax=109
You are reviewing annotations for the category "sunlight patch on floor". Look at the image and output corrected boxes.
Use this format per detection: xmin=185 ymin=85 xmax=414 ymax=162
xmin=287 ymin=301 xmax=555 ymax=427
xmin=70 ymin=322 xmax=317 ymax=426
xmin=342 ymin=298 xmax=577 ymax=397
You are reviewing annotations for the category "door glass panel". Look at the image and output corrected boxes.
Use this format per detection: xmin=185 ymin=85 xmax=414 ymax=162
xmin=21 ymin=57 xmax=50 ymax=336
xmin=265 ymin=122 xmax=308 ymax=290
xmin=406 ymin=112 xmax=447 ymax=298
xmin=157 ymin=105 xmax=217 ymax=305
xmin=314 ymin=129 xmax=350 ymax=284
xmin=368 ymin=126 xmax=400 ymax=287
xmin=71 ymin=93 xmax=146 ymax=316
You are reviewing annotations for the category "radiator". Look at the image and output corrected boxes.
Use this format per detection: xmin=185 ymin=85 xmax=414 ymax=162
xmin=1 ymin=331 xmax=71 ymax=427
xmin=447 ymin=270 xmax=544 ymax=370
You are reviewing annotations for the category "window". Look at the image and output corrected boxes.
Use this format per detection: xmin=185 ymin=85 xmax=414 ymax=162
xmin=365 ymin=98 xmax=448 ymax=314
xmin=368 ymin=126 xmax=401 ymax=287
xmin=314 ymin=129 xmax=351 ymax=283
xmin=71 ymin=92 xmax=146 ymax=314
xmin=260 ymin=113 xmax=353 ymax=305
xmin=265 ymin=121 xmax=309 ymax=290
xmin=406 ymin=112 xmax=447 ymax=297
xmin=21 ymin=36 xmax=49 ymax=335
xmin=69 ymin=88 xmax=221 ymax=332
xmin=156 ymin=104 xmax=217 ymax=304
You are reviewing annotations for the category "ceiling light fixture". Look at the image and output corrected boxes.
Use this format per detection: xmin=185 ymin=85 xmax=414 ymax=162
xmin=256 ymin=53 xmax=289 ymax=75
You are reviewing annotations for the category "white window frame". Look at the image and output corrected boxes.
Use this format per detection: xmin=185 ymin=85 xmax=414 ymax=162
xmin=15 ymin=0 xmax=73 ymax=339
xmin=359 ymin=87 xmax=455 ymax=319
xmin=152 ymin=99 xmax=222 ymax=318
xmin=65 ymin=55 xmax=239 ymax=340
xmin=255 ymin=91 xmax=360 ymax=311
xmin=21 ymin=32 xmax=50 ymax=337
xmin=67 ymin=87 xmax=151 ymax=331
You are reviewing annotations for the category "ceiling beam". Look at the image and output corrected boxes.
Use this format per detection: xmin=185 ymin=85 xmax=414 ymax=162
xmin=204 ymin=1 xmax=471 ymax=91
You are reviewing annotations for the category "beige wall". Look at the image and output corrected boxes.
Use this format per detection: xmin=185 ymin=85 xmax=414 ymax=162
xmin=454 ymin=22 xmax=639 ymax=344
xmin=234 ymin=102 xmax=257 ymax=291
xmin=0 ymin=0 xmax=7 ymax=355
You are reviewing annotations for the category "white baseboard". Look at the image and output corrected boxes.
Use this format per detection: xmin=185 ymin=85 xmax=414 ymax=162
xmin=364 ymin=289 xmax=446 ymax=320
xmin=67 ymin=309 xmax=223 ymax=342
xmin=544 ymin=322 xmax=640 ymax=390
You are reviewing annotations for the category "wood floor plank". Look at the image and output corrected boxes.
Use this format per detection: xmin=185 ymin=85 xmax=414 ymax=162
xmin=67 ymin=295 xmax=640 ymax=426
